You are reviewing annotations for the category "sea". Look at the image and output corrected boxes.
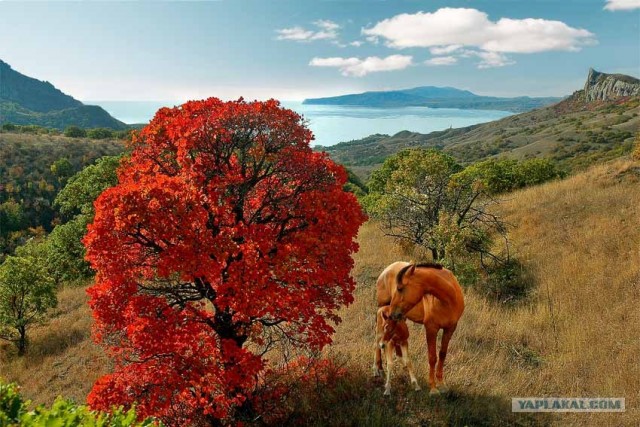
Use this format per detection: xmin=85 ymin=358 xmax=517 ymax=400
xmin=89 ymin=100 xmax=512 ymax=147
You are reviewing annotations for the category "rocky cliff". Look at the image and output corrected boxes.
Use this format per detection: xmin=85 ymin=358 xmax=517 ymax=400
xmin=583 ymin=68 xmax=640 ymax=102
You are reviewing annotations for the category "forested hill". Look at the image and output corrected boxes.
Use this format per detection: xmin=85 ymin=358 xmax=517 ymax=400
xmin=0 ymin=60 xmax=127 ymax=130
xmin=322 ymin=69 xmax=640 ymax=180
xmin=0 ymin=130 xmax=124 ymax=257
xmin=303 ymin=85 xmax=561 ymax=113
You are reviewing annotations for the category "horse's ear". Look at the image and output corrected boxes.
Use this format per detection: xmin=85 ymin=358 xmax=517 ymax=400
xmin=408 ymin=264 xmax=416 ymax=276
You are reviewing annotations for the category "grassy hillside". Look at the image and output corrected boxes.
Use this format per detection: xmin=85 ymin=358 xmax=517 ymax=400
xmin=0 ymin=101 xmax=129 ymax=130
xmin=325 ymin=96 xmax=639 ymax=181
xmin=1 ymin=157 xmax=638 ymax=425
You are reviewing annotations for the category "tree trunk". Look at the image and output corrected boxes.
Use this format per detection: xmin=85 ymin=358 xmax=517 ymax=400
xmin=17 ymin=326 xmax=27 ymax=356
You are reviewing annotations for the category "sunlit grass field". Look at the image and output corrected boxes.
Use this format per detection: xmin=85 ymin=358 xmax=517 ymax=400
xmin=2 ymin=158 xmax=638 ymax=426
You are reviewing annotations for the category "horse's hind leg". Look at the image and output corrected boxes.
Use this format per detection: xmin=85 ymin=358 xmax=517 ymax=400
xmin=436 ymin=326 xmax=456 ymax=392
xmin=400 ymin=343 xmax=421 ymax=391
xmin=425 ymin=326 xmax=439 ymax=395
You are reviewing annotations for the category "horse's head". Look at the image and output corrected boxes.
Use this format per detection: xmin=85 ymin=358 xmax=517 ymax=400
xmin=380 ymin=310 xmax=399 ymax=346
xmin=389 ymin=263 xmax=423 ymax=320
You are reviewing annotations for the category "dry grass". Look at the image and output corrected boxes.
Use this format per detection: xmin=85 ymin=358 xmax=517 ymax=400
xmin=327 ymin=157 xmax=640 ymax=426
xmin=1 ymin=158 xmax=638 ymax=426
xmin=0 ymin=284 xmax=109 ymax=405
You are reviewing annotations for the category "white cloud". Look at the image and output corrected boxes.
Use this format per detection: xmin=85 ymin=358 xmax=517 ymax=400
xmin=604 ymin=0 xmax=640 ymax=10
xmin=309 ymin=55 xmax=413 ymax=77
xmin=362 ymin=8 xmax=596 ymax=54
xmin=424 ymin=56 xmax=458 ymax=66
xmin=276 ymin=26 xmax=316 ymax=41
xmin=350 ymin=41 xmax=364 ymax=47
xmin=429 ymin=45 xmax=463 ymax=55
xmin=456 ymin=49 xmax=515 ymax=68
xmin=276 ymin=20 xmax=340 ymax=42
xmin=315 ymin=20 xmax=340 ymax=32
xmin=466 ymin=50 xmax=515 ymax=68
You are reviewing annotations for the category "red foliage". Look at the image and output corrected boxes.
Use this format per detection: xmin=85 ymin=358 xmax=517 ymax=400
xmin=84 ymin=98 xmax=366 ymax=425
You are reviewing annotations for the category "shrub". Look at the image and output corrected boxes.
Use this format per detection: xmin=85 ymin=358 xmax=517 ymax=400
xmin=0 ymin=381 xmax=157 ymax=426
xmin=63 ymin=126 xmax=86 ymax=138
xmin=478 ymin=258 xmax=533 ymax=303
xmin=87 ymin=128 xmax=114 ymax=139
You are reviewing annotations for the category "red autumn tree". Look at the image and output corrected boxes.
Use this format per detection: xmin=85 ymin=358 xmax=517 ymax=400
xmin=84 ymin=98 xmax=366 ymax=425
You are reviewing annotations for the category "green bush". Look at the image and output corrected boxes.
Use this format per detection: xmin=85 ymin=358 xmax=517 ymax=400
xmin=87 ymin=128 xmax=114 ymax=140
xmin=479 ymin=258 xmax=533 ymax=303
xmin=63 ymin=126 xmax=87 ymax=138
xmin=0 ymin=381 xmax=157 ymax=426
xmin=453 ymin=158 xmax=563 ymax=195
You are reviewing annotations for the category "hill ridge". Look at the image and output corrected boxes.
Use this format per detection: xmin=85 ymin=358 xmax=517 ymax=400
xmin=0 ymin=59 xmax=127 ymax=130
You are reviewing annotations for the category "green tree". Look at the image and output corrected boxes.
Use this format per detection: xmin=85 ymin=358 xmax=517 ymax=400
xmin=364 ymin=148 xmax=507 ymax=267
xmin=87 ymin=128 xmax=114 ymax=140
xmin=63 ymin=126 xmax=86 ymax=138
xmin=50 ymin=158 xmax=74 ymax=184
xmin=455 ymin=159 xmax=520 ymax=195
xmin=45 ymin=216 xmax=93 ymax=284
xmin=42 ymin=155 xmax=121 ymax=283
xmin=55 ymin=155 xmax=120 ymax=218
xmin=0 ymin=254 xmax=56 ymax=355
xmin=0 ymin=199 xmax=26 ymax=234
xmin=344 ymin=168 xmax=367 ymax=197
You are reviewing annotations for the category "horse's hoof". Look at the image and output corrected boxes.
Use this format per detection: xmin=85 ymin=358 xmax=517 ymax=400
xmin=437 ymin=385 xmax=449 ymax=393
xmin=384 ymin=389 xmax=391 ymax=396
xmin=413 ymin=384 xmax=422 ymax=392
xmin=429 ymin=388 xmax=440 ymax=396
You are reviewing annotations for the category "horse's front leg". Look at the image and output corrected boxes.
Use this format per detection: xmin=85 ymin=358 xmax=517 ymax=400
xmin=400 ymin=342 xmax=421 ymax=391
xmin=383 ymin=342 xmax=394 ymax=396
xmin=373 ymin=325 xmax=384 ymax=377
xmin=373 ymin=344 xmax=384 ymax=377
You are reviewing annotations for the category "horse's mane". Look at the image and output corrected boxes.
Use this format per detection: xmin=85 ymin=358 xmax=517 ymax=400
xmin=396 ymin=262 xmax=443 ymax=285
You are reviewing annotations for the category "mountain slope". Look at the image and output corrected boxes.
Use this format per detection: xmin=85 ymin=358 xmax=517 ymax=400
xmin=0 ymin=60 xmax=127 ymax=129
xmin=323 ymin=69 xmax=640 ymax=179
xmin=304 ymin=85 xmax=561 ymax=113
xmin=0 ymin=60 xmax=81 ymax=113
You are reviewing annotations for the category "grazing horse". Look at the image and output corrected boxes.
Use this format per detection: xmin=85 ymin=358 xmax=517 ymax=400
xmin=374 ymin=261 xmax=464 ymax=395
xmin=375 ymin=306 xmax=421 ymax=395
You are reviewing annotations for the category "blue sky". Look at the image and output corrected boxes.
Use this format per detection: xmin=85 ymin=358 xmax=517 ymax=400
xmin=0 ymin=0 xmax=638 ymax=101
